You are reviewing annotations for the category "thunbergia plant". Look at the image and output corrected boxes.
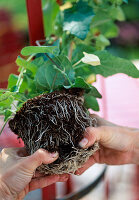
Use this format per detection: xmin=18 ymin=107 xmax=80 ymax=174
xmin=0 ymin=0 xmax=139 ymax=174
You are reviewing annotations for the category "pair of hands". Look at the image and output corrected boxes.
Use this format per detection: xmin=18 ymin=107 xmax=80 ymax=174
xmin=0 ymin=115 xmax=139 ymax=200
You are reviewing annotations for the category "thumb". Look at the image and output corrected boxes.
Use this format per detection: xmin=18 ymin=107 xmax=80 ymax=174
xmin=21 ymin=149 xmax=59 ymax=171
xmin=79 ymin=126 xmax=131 ymax=151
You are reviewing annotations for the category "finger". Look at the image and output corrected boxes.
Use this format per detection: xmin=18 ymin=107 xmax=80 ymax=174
xmin=75 ymin=156 xmax=96 ymax=175
xmin=81 ymin=126 xmax=116 ymax=149
xmin=29 ymin=174 xmax=69 ymax=191
xmin=33 ymin=172 xmax=70 ymax=179
xmin=29 ymin=175 xmax=59 ymax=191
xmin=21 ymin=149 xmax=59 ymax=171
xmin=79 ymin=126 xmax=115 ymax=149
xmin=79 ymin=127 xmax=97 ymax=148
xmin=79 ymin=126 xmax=132 ymax=151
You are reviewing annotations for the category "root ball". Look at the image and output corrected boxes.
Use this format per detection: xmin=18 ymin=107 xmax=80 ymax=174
xmin=9 ymin=89 xmax=99 ymax=174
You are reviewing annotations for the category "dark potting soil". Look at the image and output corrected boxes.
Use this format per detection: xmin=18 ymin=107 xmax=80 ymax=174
xmin=9 ymin=88 xmax=96 ymax=165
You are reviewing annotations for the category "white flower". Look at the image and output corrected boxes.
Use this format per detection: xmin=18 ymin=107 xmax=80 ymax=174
xmin=81 ymin=52 xmax=100 ymax=66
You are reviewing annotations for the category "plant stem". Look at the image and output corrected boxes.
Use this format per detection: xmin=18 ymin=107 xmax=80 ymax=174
xmin=68 ymin=41 xmax=74 ymax=61
xmin=73 ymin=59 xmax=82 ymax=67
xmin=37 ymin=40 xmax=64 ymax=72
xmin=36 ymin=40 xmax=73 ymax=86
xmin=27 ymin=54 xmax=35 ymax=62
xmin=53 ymin=65 xmax=73 ymax=86
xmin=16 ymin=67 xmax=25 ymax=92
xmin=0 ymin=118 xmax=9 ymax=135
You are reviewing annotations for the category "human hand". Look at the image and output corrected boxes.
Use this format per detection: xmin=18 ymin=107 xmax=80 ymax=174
xmin=0 ymin=147 xmax=69 ymax=200
xmin=76 ymin=114 xmax=139 ymax=175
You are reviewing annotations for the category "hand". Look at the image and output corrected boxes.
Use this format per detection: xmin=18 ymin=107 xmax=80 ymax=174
xmin=0 ymin=147 xmax=69 ymax=200
xmin=76 ymin=114 xmax=139 ymax=175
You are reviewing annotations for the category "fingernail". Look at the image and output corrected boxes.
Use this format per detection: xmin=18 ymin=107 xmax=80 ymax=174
xmin=50 ymin=152 xmax=58 ymax=158
xmin=79 ymin=138 xmax=88 ymax=148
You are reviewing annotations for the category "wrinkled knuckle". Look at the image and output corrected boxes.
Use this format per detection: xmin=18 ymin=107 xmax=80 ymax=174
xmin=86 ymin=127 xmax=96 ymax=140
xmin=37 ymin=149 xmax=45 ymax=158
xmin=39 ymin=148 xmax=48 ymax=155
xmin=85 ymin=127 xmax=93 ymax=136
xmin=98 ymin=126 xmax=107 ymax=133
xmin=37 ymin=149 xmax=49 ymax=162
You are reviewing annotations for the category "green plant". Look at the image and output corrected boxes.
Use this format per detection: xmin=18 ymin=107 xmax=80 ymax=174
xmin=0 ymin=0 xmax=139 ymax=174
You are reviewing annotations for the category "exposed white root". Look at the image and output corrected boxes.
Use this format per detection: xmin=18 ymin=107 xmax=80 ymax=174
xmin=9 ymin=90 xmax=98 ymax=174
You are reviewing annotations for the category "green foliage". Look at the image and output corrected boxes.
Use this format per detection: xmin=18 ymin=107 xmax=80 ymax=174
xmin=35 ymin=55 xmax=75 ymax=91
xmin=93 ymin=51 xmax=139 ymax=78
xmin=21 ymin=46 xmax=60 ymax=56
xmin=95 ymin=35 xmax=110 ymax=50
xmin=0 ymin=0 xmax=139 ymax=134
xmin=0 ymin=91 xmax=14 ymax=103
xmin=8 ymin=74 xmax=18 ymax=90
xmin=84 ymin=95 xmax=100 ymax=111
xmin=89 ymin=86 xmax=102 ymax=99
xmin=43 ymin=0 xmax=60 ymax=37
xmin=75 ymin=50 xmax=139 ymax=78
xmin=71 ymin=77 xmax=91 ymax=91
xmin=63 ymin=1 xmax=94 ymax=40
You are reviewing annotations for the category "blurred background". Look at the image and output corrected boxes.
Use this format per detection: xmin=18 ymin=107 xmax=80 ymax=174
xmin=0 ymin=0 xmax=139 ymax=199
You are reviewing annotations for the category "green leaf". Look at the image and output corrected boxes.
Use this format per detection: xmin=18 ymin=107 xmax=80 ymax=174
xmin=13 ymin=93 xmax=28 ymax=102
xmin=8 ymin=74 xmax=18 ymax=91
xmin=98 ymin=21 xmax=119 ymax=38
xmin=92 ymin=11 xmax=111 ymax=28
xmin=74 ymin=63 xmax=94 ymax=79
xmin=63 ymin=1 xmax=94 ymax=40
xmin=71 ymin=77 xmax=91 ymax=92
xmin=35 ymin=55 xmax=75 ymax=91
xmin=0 ymin=91 xmax=13 ymax=102
xmin=91 ymin=10 xmax=119 ymax=38
xmin=95 ymin=35 xmax=110 ymax=50
xmin=55 ymin=11 xmax=64 ymax=36
xmin=93 ymin=50 xmax=139 ymax=78
xmin=16 ymin=56 xmax=38 ymax=76
xmin=31 ymin=56 xmax=45 ymax=67
xmin=16 ymin=56 xmax=27 ymax=67
xmin=109 ymin=0 xmax=123 ymax=5
xmin=4 ymin=110 xmax=13 ymax=121
xmin=89 ymin=86 xmax=102 ymax=98
xmin=21 ymin=46 xmax=60 ymax=56
xmin=0 ymin=89 xmax=7 ymax=94
xmin=75 ymin=50 xmax=139 ymax=78
xmin=0 ymin=96 xmax=14 ymax=110
xmin=43 ymin=0 xmax=59 ymax=37
xmin=84 ymin=95 xmax=99 ymax=111
xmin=109 ymin=6 xmax=125 ymax=21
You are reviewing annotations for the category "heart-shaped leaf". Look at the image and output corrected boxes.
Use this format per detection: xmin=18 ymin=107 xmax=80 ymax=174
xmin=63 ymin=1 xmax=94 ymax=40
